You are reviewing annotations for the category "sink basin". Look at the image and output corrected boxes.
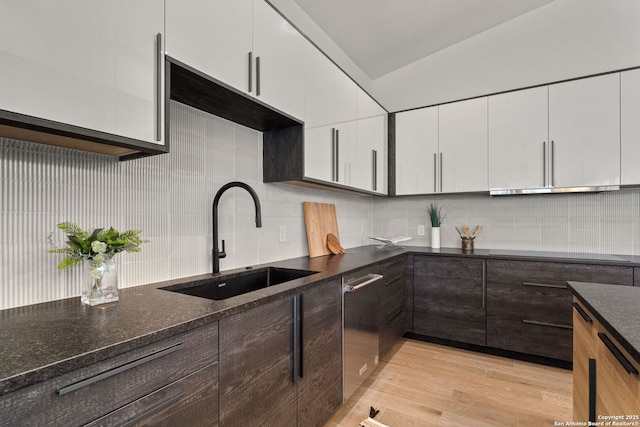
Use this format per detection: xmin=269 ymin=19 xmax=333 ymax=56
xmin=161 ymin=267 xmax=317 ymax=300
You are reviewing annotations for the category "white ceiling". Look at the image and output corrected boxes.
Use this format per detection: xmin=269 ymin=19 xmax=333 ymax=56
xmin=293 ymin=0 xmax=555 ymax=80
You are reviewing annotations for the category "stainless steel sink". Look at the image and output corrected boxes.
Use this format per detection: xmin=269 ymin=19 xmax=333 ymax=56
xmin=161 ymin=267 xmax=317 ymax=300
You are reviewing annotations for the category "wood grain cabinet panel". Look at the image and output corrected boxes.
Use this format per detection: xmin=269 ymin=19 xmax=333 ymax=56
xmin=379 ymin=257 xmax=408 ymax=358
xmin=0 ymin=323 xmax=218 ymax=427
xmin=487 ymin=260 xmax=632 ymax=361
xmin=413 ymin=256 xmax=487 ymax=346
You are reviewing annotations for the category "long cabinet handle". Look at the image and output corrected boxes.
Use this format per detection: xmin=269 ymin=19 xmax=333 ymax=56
xmin=482 ymin=261 xmax=486 ymax=308
xmin=588 ymin=358 xmax=596 ymax=423
xmin=299 ymin=293 xmax=304 ymax=378
xmin=433 ymin=153 xmax=437 ymax=193
xmin=572 ymin=302 xmax=593 ymax=324
xmin=543 ymin=141 xmax=547 ymax=187
xmin=598 ymin=332 xmax=639 ymax=375
xmin=385 ymin=308 xmax=404 ymax=325
xmin=439 ymin=152 xmax=443 ymax=192
xmin=331 ymin=128 xmax=336 ymax=181
xmin=292 ymin=296 xmax=298 ymax=384
xmin=56 ymin=343 xmax=183 ymax=396
xmin=343 ymin=273 xmax=384 ymax=293
xmin=522 ymin=281 xmax=567 ymax=289
xmin=248 ymin=52 xmax=253 ymax=93
xmin=372 ymin=149 xmax=378 ymax=191
xmin=256 ymin=56 xmax=261 ymax=96
xmin=155 ymin=33 xmax=163 ymax=142
xmin=551 ymin=140 xmax=555 ymax=187
xmin=522 ymin=319 xmax=573 ymax=330
xmin=335 ymin=129 xmax=340 ymax=182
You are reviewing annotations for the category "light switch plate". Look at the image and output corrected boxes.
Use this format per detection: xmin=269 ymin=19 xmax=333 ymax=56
xmin=279 ymin=225 xmax=287 ymax=242
xmin=418 ymin=225 xmax=425 ymax=236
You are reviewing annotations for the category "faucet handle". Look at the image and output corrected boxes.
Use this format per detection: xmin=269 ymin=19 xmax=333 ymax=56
xmin=219 ymin=239 xmax=227 ymax=259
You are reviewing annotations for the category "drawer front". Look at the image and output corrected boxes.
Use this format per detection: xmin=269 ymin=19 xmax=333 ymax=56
xmin=86 ymin=362 xmax=219 ymax=427
xmin=379 ymin=307 xmax=405 ymax=359
xmin=596 ymin=331 xmax=640 ymax=416
xmin=487 ymin=260 xmax=632 ymax=361
xmin=0 ymin=322 xmax=218 ymax=427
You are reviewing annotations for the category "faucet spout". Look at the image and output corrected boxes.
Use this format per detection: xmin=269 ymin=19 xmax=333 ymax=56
xmin=212 ymin=182 xmax=262 ymax=274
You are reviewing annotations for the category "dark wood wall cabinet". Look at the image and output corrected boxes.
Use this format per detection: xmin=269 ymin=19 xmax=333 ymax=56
xmin=0 ymin=323 xmax=219 ymax=427
xmin=486 ymin=260 xmax=633 ymax=362
xmin=219 ymin=278 xmax=342 ymax=427
xmin=413 ymin=256 xmax=487 ymax=346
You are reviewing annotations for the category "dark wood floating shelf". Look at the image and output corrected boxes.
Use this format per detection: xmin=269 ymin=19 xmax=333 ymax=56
xmin=0 ymin=109 xmax=168 ymax=161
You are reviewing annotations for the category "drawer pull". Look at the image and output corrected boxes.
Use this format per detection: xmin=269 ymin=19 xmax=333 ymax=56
xmin=385 ymin=273 xmax=404 ymax=286
xmin=522 ymin=319 xmax=573 ymax=330
xmin=572 ymin=302 xmax=593 ymax=324
xmin=116 ymin=391 xmax=185 ymax=427
xmin=56 ymin=343 xmax=183 ymax=396
xmin=598 ymin=332 xmax=639 ymax=375
xmin=522 ymin=281 xmax=567 ymax=289
xmin=385 ymin=308 xmax=404 ymax=325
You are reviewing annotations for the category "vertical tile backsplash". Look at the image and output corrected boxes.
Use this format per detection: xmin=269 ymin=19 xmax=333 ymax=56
xmin=2 ymin=100 xmax=640 ymax=309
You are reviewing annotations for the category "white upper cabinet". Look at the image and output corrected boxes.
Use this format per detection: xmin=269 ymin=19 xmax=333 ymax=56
xmin=304 ymin=42 xmax=335 ymax=129
xmin=395 ymin=107 xmax=439 ymax=195
xmin=165 ymin=0 xmax=253 ymax=94
xmin=357 ymin=87 xmax=386 ymax=120
xmin=549 ymin=73 xmax=620 ymax=188
xmin=355 ymin=115 xmax=387 ymax=193
xmin=488 ymin=86 xmax=549 ymax=191
xmin=621 ymin=69 xmax=640 ymax=185
xmin=439 ymin=97 xmax=488 ymax=193
xmin=165 ymin=0 xmax=304 ymax=120
xmin=252 ymin=0 xmax=305 ymax=120
xmin=0 ymin=0 xmax=164 ymax=145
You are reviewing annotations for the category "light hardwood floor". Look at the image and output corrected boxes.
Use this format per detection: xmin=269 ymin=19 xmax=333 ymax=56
xmin=325 ymin=338 xmax=572 ymax=427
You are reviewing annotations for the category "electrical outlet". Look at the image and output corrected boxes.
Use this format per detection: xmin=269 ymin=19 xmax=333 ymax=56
xmin=418 ymin=225 xmax=425 ymax=236
xmin=279 ymin=225 xmax=287 ymax=243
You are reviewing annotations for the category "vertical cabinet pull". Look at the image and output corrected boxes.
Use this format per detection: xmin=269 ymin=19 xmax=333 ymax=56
xmin=543 ymin=141 xmax=547 ymax=187
xmin=299 ymin=294 xmax=304 ymax=378
xmin=248 ymin=52 xmax=253 ymax=93
xmin=598 ymin=332 xmax=639 ymax=375
xmin=256 ymin=56 xmax=261 ymax=96
xmin=551 ymin=140 xmax=556 ymax=187
xmin=572 ymin=302 xmax=593 ymax=324
xmin=439 ymin=152 xmax=443 ymax=192
xmin=335 ymin=129 xmax=340 ymax=182
xmin=372 ymin=149 xmax=378 ymax=191
xmin=588 ymin=358 xmax=596 ymax=423
xmin=433 ymin=153 xmax=437 ymax=193
xmin=481 ymin=261 xmax=486 ymax=308
xmin=331 ymin=129 xmax=336 ymax=182
xmin=155 ymin=33 xmax=163 ymax=142
xmin=292 ymin=296 xmax=298 ymax=384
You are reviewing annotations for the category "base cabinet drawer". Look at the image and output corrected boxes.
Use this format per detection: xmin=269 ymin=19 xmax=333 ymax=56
xmin=487 ymin=260 xmax=632 ymax=361
xmin=0 ymin=323 xmax=218 ymax=427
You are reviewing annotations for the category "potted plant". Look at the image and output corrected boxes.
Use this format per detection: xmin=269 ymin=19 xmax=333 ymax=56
xmin=428 ymin=202 xmax=446 ymax=248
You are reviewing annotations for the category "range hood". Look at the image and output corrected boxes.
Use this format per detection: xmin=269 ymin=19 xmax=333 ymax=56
xmin=490 ymin=184 xmax=619 ymax=196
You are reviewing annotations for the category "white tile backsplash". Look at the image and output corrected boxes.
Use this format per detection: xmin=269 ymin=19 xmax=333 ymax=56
xmin=2 ymin=101 xmax=640 ymax=309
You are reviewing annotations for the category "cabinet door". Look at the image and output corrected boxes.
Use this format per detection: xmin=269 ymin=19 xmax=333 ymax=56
xmin=165 ymin=0 xmax=252 ymax=94
xmin=357 ymin=87 xmax=386 ymax=120
xmin=413 ymin=256 xmax=486 ymax=346
xmin=488 ymin=86 xmax=549 ymax=190
xmin=334 ymin=70 xmax=358 ymax=124
xmin=336 ymin=121 xmax=358 ymax=187
xmin=0 ymin=1 xmax=116 ymax=135
xmin=304 ymin=126 xmax=335 ymax=182
xmin=439 ymin=97 xmax=488 ymax=193
xmin=395 ymin=107 xmax=439 ymax=195
xmin=219 ymin=297 xmax=296 ymax=426
xmin=297 ymin=280 xmax=342 ymax=427
xmin=549 ymin=74 xmax=620 ymax=188
xmin=304 ymin=41 xmax=335 ymax=128
xmin=252 ymin=0 xmax=305 ymax=120
xmin=114 ymin=0 xmax=164 ymax=144
xmin=572 ymin=299 xmax=597 ymax=423
xmin=354 ymin=115 xmax=387 ymax=193
xmin=621 ymin=69 xmax=640 ymax=185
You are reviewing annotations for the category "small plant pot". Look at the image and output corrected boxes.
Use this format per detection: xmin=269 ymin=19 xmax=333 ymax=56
xmin=461 ymin=237 xmax=474 ymax=252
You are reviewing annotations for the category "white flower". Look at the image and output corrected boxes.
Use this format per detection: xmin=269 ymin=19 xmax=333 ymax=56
xmin=91 ymin=240 xmax=107 ymax=254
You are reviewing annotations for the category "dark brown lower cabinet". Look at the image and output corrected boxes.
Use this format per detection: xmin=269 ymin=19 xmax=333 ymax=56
xmin=413 ymin=255 xmax=487 ymax=346
xmin=219 ymin=279 xmax=342 ymax=427
xmin=0 ymin=323 xmax=219 ymax=427
xmin=487 ymin=260 xmax=633 ymax=361
xmin=379 ymin=257 xmax=408 ymax=358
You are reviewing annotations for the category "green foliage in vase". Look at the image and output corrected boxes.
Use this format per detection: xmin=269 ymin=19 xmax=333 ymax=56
xmin=428 ymin=202 xmax=446 ymax=227
xmin=48 ymin=222 xmax=147 ymax=270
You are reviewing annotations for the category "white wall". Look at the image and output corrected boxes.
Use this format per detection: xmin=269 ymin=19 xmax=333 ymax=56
xmin=373 ymin=0 xmax=640 ymax=111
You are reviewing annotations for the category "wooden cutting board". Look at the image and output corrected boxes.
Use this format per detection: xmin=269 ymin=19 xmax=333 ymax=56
xmin=303 ymin=202 xmax=340 ymax=258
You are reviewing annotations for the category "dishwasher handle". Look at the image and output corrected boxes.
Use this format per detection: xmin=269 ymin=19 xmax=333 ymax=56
xmin=343 ymin=273 xmax=384 ymax=293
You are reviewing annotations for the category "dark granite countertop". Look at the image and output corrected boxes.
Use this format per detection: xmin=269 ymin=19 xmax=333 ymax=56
xmin=568 ymin=281 xmax=640 ymax=365
xmin=2 ymin=244 xmax=639 ymax=397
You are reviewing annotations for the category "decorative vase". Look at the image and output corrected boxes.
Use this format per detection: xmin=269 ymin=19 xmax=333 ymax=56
xmin=82 ymin=257 xmax=119 ymax=306
xmin=431 ymin=226 xmax=441 ymax=249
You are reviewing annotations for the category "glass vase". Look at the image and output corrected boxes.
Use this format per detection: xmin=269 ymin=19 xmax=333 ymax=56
xmin=82 ymin=257 xmax=119 ymax=306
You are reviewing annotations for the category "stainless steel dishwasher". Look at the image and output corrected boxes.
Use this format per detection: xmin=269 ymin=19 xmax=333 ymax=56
xmin=342 ymin=272 xmax=384 ymax=402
